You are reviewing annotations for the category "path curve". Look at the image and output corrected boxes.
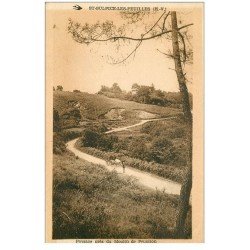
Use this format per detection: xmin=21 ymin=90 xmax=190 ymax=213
xmin=105 ymin=118 xmax=173 ymax=134
xmin=66 ymin=118 xmax=181 ymax=195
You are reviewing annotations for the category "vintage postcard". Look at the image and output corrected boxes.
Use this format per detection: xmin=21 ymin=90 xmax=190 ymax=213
xmin=46 ymin=2 xmax=204 ymax=243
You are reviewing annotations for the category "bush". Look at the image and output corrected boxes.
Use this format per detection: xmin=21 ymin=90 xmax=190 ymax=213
xmin=59 ymin=130 xmax=82 ymax=142
xmin=81 ymin=129 xmax=118 ymax=151
xmin=149 ymin=138 xmax=175 ymax=164
xmin=53 ymin=134 xmax=66 ymax=154
xmin=81 ymin=129 xmax=100 ymax=147
xmin=129 ymin=138 xmax=149 ymax=160
xmin=53 ymin=129 xmax=82 ymax=155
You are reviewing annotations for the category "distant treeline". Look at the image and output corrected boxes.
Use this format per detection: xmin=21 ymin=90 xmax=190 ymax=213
xmin=97 ymin=83 xmax=192 ymax=108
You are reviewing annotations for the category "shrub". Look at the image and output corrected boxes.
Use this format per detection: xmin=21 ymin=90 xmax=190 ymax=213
xmin=53 ymin=134 xmax=66 ymax=154
xmin=129 ymin=138 xmax=149 ymax=160
xmin=149 ymin=138 xmax=175 ymax=164
xmin=59 ymin=130 xmax=82 ymax=142
xmin=81 ymin=129 xmax=118 ymax=151
xmin=53 ymin=129 xmax=82 ymax=155
xmin=82 ymin=129 xmax=101 ymax=148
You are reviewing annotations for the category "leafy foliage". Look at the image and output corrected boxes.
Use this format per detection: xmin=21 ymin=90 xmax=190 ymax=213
xmin=98 ymin=83 xmax=192 ymax=108
xmin=81 ymin=129 xmax=118 ymax=151
xmin=53 ymin=129 xmax=83 ymax=155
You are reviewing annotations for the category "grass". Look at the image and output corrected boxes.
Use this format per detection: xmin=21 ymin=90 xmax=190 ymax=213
xmin=53 ymin=153 xmax=191 ymax=239
xmin=53 ymin=91 xmax=181 ymax=121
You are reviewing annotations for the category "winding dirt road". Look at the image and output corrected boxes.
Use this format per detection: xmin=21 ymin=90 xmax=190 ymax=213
xmin=66 ymin=118 xmax=181 ymax=195
xmin=105 ymin=118 xmax=173 ymax=134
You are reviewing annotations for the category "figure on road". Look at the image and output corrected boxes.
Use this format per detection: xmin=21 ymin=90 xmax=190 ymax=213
xmin=121 ymin=161 xmax=125 ymax=173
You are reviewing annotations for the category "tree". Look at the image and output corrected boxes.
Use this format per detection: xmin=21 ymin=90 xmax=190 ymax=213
xmin=132 ymin=83 xmax=140 ymax=91
xmin=68 ymin=10 xmax=193 ymax=238
xmin=171 ymin=12 xmax=192 ymax=124
xmin=136 ymin=85 xmax=153 ymax=103
xmin=98 ymin=85 xmax=110 ymax=93
xmin=111 ymin=83 xmax=122 ymax=93
xmin=56 ymin=85 xmax=63 ymax=91
xmin=171 ymin=11 xmax=193 ymax=238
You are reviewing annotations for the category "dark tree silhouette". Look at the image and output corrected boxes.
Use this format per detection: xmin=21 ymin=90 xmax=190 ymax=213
xmin=56 ymin=85 xmax=63 ymax=91
xmin=171 ymin=12 xmax=193 ymax=238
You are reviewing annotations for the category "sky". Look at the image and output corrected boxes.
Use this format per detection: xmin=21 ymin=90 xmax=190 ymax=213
xmin=46 ymin=3 xmax=194 ymax=94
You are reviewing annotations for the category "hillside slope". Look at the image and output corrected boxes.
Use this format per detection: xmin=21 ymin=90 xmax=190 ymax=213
xmin=53 ymin=91 xmax=181 ymax=122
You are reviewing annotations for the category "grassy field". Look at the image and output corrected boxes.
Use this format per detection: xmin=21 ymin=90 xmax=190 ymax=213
xmin=53 ymin=153 xmax=191 ymax=239
xmin=54 ymin=91 xmax=181 ymax=121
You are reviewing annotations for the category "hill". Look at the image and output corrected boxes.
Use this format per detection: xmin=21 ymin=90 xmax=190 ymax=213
xmin=53 ymin=91 xmax=181 ymax=128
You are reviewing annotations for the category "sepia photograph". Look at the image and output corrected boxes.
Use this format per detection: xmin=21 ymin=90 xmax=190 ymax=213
xmin=4 ymin=0 xmax=250 ymax=249
xmin=46 ymin=2 xmax=204 ymax=243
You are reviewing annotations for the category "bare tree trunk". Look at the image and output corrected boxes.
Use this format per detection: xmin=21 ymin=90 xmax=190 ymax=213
xmin=171 ymin=11 xmax=192 ymax=123
xmin=171 ymin=11 xmax=193 ymax=238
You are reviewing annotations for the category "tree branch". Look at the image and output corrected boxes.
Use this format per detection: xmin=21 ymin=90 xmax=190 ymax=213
xmin=168 ymin=67 xmax=177 ymax=72
xmin=68 ymin=15 xmax=193 ymax=65
xmin=111 ymin=11 xmax=166 ymax=64
xmin=178 ymin=31 xmax=187 ymax=63
xmin=157 ymin=48 xmax=189 ymax=64
xmin=157 ymin=49 xmax=174 ymax=59
xmin=112 ymin=41 xmax=142 ymax=64
xmin=162 ymin=11 xmax=171 ymax=31
xmin=89 ymin=23 xmax=193 ymax=42
xmin=143 ymin=11 xmax=166 ymax=36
